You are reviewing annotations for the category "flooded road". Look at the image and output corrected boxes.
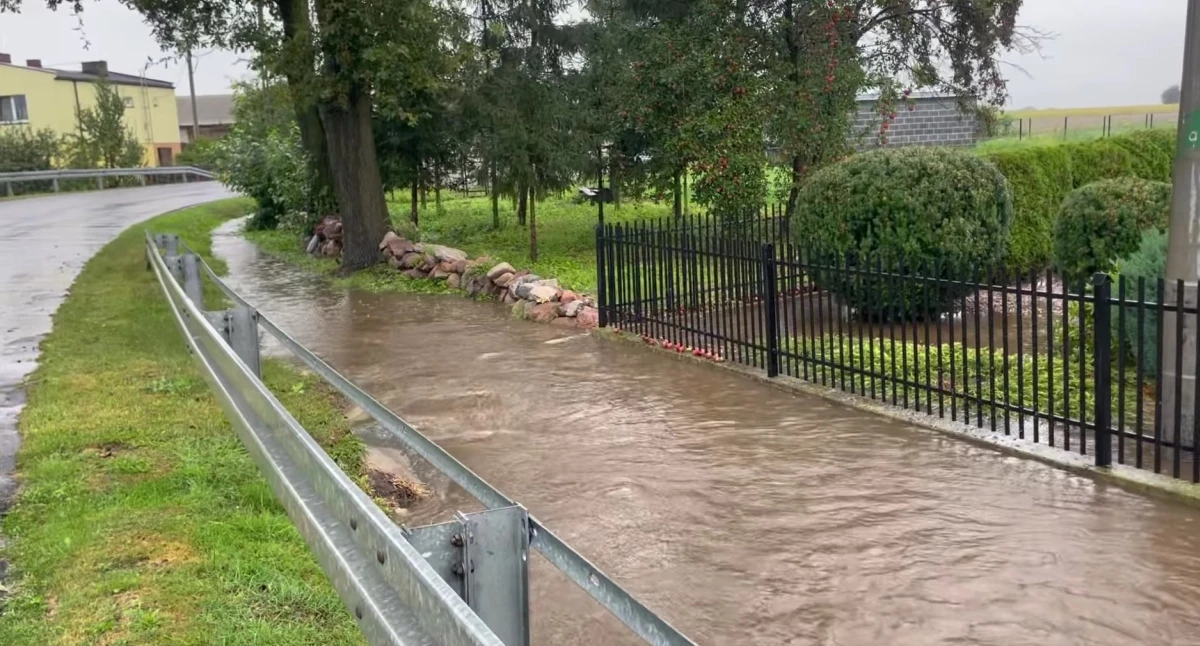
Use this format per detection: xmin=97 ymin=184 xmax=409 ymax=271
xmin=214 ymin=221 xmax=1200 ymax=646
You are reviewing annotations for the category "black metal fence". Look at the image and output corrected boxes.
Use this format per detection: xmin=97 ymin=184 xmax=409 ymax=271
xmin=596 ymin=213 xmax=1200 ymax=482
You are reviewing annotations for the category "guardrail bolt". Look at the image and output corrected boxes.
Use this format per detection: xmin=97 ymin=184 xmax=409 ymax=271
xmin=451 ymin=563 xmax=464 ymax=577
xmin=450 ymin=533 xmax=463 ymax=547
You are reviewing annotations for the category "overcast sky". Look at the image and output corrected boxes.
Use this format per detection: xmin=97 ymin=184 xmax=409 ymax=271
xmin=0 ymin=0 xmax=1189 ymax=108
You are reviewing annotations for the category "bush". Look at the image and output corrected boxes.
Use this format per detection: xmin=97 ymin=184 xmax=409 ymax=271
xmin=177 ymin=138 xmax=222 ymax=169
xmin=213 ymin=123 xmax=314 ymax=230
xmin=1110 ymin=129 xmax=1175 ymax=182
xmin=1113 ymin=228 xmax=1167 ymax=376
xmin=986 ymin=146 xmax=1072 ymax=276
xmin=794 ymin=147 xmax=1013 ymax=319
xmin=1053 ymin=178 xmax=1171 ymax=278
xmin=1063 ymin=139 xmax=1136 ymax=187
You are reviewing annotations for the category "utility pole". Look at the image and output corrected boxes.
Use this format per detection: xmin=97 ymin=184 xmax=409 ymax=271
xmin=1163 ymin=0 xmax=1200 ymax=448
xmin=186 ymin=50 xmax=199 ymax=146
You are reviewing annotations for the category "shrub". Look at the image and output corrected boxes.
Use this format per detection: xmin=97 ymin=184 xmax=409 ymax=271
xmin=0 ymin=126 xmax=59 ymax=172
xmin=213 ymin=123 xmax=314 ymax=230
xmin=1110 ymin=129 xmax=1175 ymax=182
xmin=1063 ymin=139 xmax=1136 ymax=187
xmin=177 ymin=138 xmax=222 ymax=169
xmin=794 ymin=147 xmax=1013 ymax=319
xmin=1053 ymin=178 xmax=1171 ymax=278
xmin=1113 ymin=229 xmax=1167 ymax=376
xmin=986 ymin=146 xmax=1072 ymax=276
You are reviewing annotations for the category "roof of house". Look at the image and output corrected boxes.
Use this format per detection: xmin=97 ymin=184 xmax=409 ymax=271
xmin=177 ymin=94 xmax=235 ymax=127
xmin=51 ymin=68 xmax=174 ymax=89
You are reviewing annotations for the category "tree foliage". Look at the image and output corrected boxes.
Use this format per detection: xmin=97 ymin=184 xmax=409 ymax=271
xmin=65 ymin=80 xmax=145 ymax=169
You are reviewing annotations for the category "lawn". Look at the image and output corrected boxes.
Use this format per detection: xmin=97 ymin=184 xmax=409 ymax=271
xmin=0 ymin=198 xmax=368 ymax=645
xmin=387 ymin=192 xmax=680 ymax=292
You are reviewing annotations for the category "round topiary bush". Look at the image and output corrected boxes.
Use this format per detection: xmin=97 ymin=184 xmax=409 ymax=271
xmin=793 ymin=147 xmax=1013 ymax=320
xmin=1052 ymin=178 xmax=1171 ymax=279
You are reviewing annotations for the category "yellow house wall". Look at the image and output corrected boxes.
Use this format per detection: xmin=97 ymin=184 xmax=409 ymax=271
xmin=0 ymin=63 xmax=181 ymax=166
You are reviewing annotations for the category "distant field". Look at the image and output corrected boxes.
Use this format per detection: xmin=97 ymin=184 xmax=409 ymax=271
xmin=1009 ymin=104 xmax=1179 ymax=119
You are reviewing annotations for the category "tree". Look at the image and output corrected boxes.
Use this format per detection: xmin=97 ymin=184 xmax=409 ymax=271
xmin=1163 ymin=84 xmax=1182 ymax=105
xmin=66 ymin=80 xmax=145 ymax=169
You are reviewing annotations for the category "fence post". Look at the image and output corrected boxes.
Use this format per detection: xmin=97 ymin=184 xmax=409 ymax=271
xmin=1093 ymin=272 xmax=1113 ymax=468
xmin=762 ymin=243 xmax=780 ymax=378
xmin=595 ymin=224 xmax=608 ymax=328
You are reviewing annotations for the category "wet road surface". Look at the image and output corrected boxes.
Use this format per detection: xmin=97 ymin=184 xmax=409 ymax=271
xmin=0 ymin=184 xmax=232 ymax=513
xmin=213 ymin=221 xmax=1200 ymax=646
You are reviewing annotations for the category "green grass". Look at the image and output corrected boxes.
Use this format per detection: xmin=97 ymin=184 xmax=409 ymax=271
xmin=976 ymin=124 xmax=1176 ymax=153
xmin=386 ymin=192 xmax=678 ymax=292
xmin=0 ymin=198 xmax=368 ymax=645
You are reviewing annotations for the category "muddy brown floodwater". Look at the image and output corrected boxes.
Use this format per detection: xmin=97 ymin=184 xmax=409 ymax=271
xmin=213 ymin=221 xmax=1200 ymax=646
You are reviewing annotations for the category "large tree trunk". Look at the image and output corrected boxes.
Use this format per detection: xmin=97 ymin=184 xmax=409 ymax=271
xmin=277 ymin=0 xmax=334 ymax=212
xmin=612 ymin=160 xmax=621 ymax=209
xmin=320 ymin=85 xmax=389 ymax=272
xmin=490 ymin=160 xmax=500 ymax=229
xmin=517 ymin=180 xmax=528 ymax=226
xmin=786 ymin=154 xmax=803 ymax=219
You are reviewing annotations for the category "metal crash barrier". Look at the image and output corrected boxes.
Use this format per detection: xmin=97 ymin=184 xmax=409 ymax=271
xmin=145 ymin=232 xmax=696 ymax=646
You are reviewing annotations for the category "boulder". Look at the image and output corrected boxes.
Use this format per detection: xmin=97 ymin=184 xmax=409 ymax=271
xmin=493 ymin=272 xmax=516 ymax=288
xmin=515 ymin=282 xmax=535 ymax=300
xmin=426 ymin=244 xmax=468 ymax=263
xmin=387 ymin=254 xmax=404 ymax=269
xmin=528 ymin=302 xmax=559 ymax=323
xmin=576 ymin=306 xmax=599 ymax=329
xmin=528 ymin=285 xmax=558 ymax=303
xmin=550 ymin=317 xmax=578 ymax=328
xmin=560 ymin=290 xmax=578 ymax=305
xmin=447 ymin=273 xmax=461 ymax=289
xmin=386 ymin=236 xmax=417 ymax=258
xmin=398 ymin=252 xmax=424 ymax=269
xmin=430 ymin=267 xmax=451 ymax=280
xmin=451 ymin=259 xmax=469 ymax=274
xmin=502 ymin=290 xmax=519 ymax=304
xmin=562 ymin=300 xmax=584 ymax=318
xmin=403 ymin=268 xmax=427 ymax=279
xmin=306 ymin=234 xmax=320 ymax=255
xmin=437 ymin=260 xmax=457 ymax=273
xmin=379 ymin=231 xmax=401 ymax=251
xmin=532 ymin=278 xmax=560 ymax=290
xmin=486 ymin=262 xmax=516 ymax=281
xmin=320 ymin=239 xmax=342 ymax=257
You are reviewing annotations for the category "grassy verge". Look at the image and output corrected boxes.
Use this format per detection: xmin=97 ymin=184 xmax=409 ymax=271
xmin=0 ymin=198 xmax=368 ymax=645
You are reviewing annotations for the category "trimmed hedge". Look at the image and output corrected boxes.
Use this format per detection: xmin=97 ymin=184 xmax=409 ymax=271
xmin=1110 ymin=129 xmax=1175 ymax=182
xmin=1063 ymin=139 xmax=1137 ymax=187
xmin=984 ymin=131 xmax=1176 ymax=275
xmin=794 ymin=147 xmax=1012 ymax=318
xmin=1053 ymin=178 xmax=1171 ymax=278
xmin=986 ymin=146 xmax=1072 ymax=276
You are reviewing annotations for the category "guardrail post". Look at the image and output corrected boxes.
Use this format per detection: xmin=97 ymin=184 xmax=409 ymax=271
xmin=139 ymin=174 xmax=147 ymax=187
xmin=182 ymin=171 xmax=190 ymax=184
xmin=164 ymin=234 xmax=179 ymax=257
xmin=97 ymin=176 xmax=104 ymax=191
xmin=182 ymin=253 xmax=203 ymax=307
xmin=52 ymin=177 xmax=59 ymax=193
xmin=1093 ymin=272 xmax=1113 ymax=468
xmin=4 ymin=182 xmax=11 ymax=197
xmin=227 ymin=306 xmax=262 ymax=378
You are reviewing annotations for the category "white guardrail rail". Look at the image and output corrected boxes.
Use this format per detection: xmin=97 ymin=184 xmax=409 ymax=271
xmin=146 ymin=231 xmax=696 ymax=646
xmin=2 ymin=166 xmax=214 ymax=194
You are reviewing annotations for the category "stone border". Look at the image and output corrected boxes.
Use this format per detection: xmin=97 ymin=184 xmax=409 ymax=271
xmin=597 ymin=328 xmax=1200 ymax=508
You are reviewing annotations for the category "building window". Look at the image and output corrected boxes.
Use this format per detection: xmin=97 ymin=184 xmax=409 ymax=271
xmin=123 ymin=96 xmax=134 ymax=108
xmin=0 ymin=95 xmax=28 ymax=123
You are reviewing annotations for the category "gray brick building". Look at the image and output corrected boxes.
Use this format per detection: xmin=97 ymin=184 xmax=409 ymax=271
xmin=852 ymin=92 xmax=979 ymax=149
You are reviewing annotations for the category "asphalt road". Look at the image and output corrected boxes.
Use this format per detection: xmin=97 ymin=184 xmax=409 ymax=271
xmin=0 ymin=183 xmax=234 ymax=518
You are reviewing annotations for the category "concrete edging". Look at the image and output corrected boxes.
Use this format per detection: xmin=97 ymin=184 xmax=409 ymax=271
xmin=593 ymin=328 xmax=1200 ymax=508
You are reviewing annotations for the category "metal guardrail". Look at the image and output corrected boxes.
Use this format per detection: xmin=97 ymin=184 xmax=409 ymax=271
xmin=146 ymin=232 xmax=696 ymax=646
xmin=3 ymin=166 xmax=214 ymax=195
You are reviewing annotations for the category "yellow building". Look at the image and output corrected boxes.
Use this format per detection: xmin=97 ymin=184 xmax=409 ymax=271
xmin=0 ymin=54 xmax=182 ymax=166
